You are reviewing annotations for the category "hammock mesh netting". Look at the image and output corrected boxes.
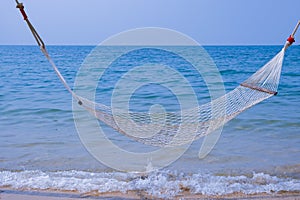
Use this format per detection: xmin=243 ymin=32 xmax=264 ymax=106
xmin=69 ymin=49 xmax=285 ymax=147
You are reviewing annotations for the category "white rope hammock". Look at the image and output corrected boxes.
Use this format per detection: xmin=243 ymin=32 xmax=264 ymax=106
xmin=54 ymin=49 xmax=284 ymax=147
xmin=15 ymin=1 xmax=299 ymax=147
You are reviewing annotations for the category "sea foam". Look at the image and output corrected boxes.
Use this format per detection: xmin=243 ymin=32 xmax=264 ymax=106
xmin=1 ymin=170 xmax=299 ymax=198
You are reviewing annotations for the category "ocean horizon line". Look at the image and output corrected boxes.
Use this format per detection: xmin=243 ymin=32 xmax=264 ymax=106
xmin=0 ymin=44 xmax=288 ymax=47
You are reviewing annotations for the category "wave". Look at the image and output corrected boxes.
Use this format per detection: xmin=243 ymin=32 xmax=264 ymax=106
xmin=1 ymin=170 xmax=299 ymax=199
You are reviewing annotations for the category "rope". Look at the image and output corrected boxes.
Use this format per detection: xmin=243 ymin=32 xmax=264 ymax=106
xmin=16 ymin=0 xmax=45 ymax=49
xmin=15 ymin=0 xmax=82 ymax=105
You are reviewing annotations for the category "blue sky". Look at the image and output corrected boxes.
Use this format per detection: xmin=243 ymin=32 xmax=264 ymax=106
xmin=1 ymin=0 xmax=299 ymax=45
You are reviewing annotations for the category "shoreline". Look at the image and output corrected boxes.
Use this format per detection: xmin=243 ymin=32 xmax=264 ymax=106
xmin=1 ymin=188 xmax=300 ymax=200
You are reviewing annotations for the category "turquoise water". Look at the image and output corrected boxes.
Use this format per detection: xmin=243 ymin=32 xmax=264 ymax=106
xmin=0 ymin=45 xmax=299 ymax=197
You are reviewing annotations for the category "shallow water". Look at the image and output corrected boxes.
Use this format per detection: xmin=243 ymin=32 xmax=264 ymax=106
xmin=0 ymin=45 xmax=299 ymax=197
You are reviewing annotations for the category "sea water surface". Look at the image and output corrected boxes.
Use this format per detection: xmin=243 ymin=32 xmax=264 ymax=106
xmin=0 ymin=45 xmax=299 ymax=198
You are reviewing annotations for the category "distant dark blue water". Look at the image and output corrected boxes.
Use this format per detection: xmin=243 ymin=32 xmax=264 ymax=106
xmin=0 ymin=45 xmax=299 ymax=197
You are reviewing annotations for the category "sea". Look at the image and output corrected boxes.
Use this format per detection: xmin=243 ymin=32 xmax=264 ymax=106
xmin=0 ymin=45 xmax=299 ymax=198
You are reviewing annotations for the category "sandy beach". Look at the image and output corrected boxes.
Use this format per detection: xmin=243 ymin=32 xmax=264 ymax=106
xmin=1 ymin=188 xmax=300 ymax=200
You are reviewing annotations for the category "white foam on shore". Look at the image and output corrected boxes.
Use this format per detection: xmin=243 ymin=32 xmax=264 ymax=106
xmin=0 ymin=170 xmax=299 ymax=198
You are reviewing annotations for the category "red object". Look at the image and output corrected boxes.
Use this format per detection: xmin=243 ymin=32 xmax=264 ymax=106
xmin=16 ymin=3 xmax=28 ymax=20
xmin=287 ymin=35 xmax=295 ymax=44
xmin=20 ymin=8 xmax=28 ymax=20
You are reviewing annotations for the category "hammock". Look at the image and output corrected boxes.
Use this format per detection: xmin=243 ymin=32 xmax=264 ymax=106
xmin=15 ymin=1 xmax=300 ymax=147
xmin=58 ymin=49 xmax=284 ymax=147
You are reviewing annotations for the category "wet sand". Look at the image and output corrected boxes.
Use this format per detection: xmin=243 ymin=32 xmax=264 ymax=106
xmin=1 ymin=188 xmax=299 ymax=200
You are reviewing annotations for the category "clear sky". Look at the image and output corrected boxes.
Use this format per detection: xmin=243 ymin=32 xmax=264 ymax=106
xmin=1 ymin=0 xmax=299 ymax=45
